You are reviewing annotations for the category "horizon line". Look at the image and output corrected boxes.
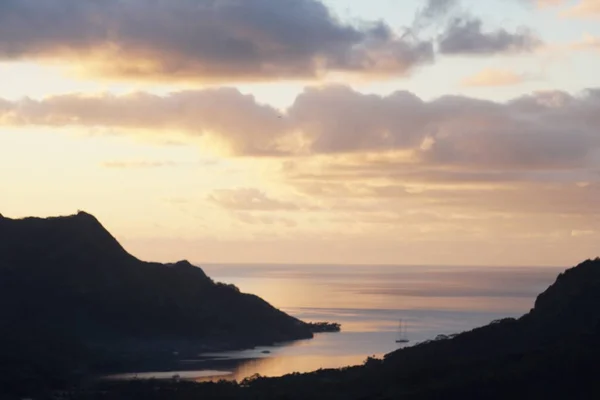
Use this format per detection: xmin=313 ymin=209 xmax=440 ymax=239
xmin=193 ymin=262 xmax=568 ymax=269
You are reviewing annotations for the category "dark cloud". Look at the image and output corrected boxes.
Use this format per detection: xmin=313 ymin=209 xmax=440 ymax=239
xmin=416 ymin=0 xmax=461 ymax=27
xmin=0 ymin=0 xmax=433 ymax=81
xmin=0 ymin=0 xmax=545 ymax=81
xmin=410 ymin=0 xmax=542 ymax=56
xmin=438 ymin=17 xmax=541 ymax=55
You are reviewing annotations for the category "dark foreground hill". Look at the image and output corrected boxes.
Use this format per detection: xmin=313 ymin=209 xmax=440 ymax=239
xmin=0 ymin=212 xmax=317 ymax=394
xmin=77 ymin=258 xmax=600 ymax=400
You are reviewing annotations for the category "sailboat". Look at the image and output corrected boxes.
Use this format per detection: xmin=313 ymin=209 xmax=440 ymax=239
xmin=395 ymin=319 xmax=409 ymax=343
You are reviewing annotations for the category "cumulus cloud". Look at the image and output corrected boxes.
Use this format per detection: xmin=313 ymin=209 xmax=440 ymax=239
xmin=0 ymin=0 xmax=433 ymax=81
xmin=438 ymin=17 xmax=541 ymax=55
xmin=2 ymin=86 xmax=600 ymax=171
xmin=0 ymin=0 xmax=546 ymax=82
xmin=411 ymin=0 xmax=543 ymax=56
xmin=0 ymin=89 xmax=288 ymax=155
xmin=4 ymin=85 xmax=600 ymax=231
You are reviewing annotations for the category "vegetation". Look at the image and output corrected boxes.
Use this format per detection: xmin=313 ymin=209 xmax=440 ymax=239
xmin=307 ymin=322 xmax=342 ymax=333
xmin=2 ymin=211 xmax=599 ymax=398
xmin=0 ymin=211 xmax=341 ymax=397
xmin=72 ymin=258 xmax=600 ymax=399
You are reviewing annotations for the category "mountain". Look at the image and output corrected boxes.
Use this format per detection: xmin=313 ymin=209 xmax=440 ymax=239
xmin=3 ymin=211 xmax=599 ymax=399
xmin=0 ymin=211 xmax=315 ymax=392
xmin=85 ymin=258 xmax=600 ymax=400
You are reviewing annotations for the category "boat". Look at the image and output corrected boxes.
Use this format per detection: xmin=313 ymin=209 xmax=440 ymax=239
xmin=395 ymin=319 xmax=409 ymax=343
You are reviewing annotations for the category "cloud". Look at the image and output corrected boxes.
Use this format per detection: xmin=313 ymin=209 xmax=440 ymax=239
xmin=461 ymin=68 xmax=532 ymax=87
xmin=2 ymin=86 xmax=599 ymax=171
xmin=0 ymin=89 xmax=289 ymax=156
xmin=534 ymin=0 xmax=565 ymax=6
xmin=101 ymin=160 xmax=178 ymax=169
xmin=207 ymin=188 xmax=300 ymax=211
xmin=413 ymin=0 xmax=462 ymax=30
xmin=410 ymin=0 xmax=543 ymax=56
xmin=571 ymin=229 xmax=595 ymax=237
xmin=233 ymin=212 xmax=298 ymax=227
xmin=563 ymin=0 xmax=600 ymax=18
xmin=438 ymin=17 xmax=542 ymax=55
xmin=525 ymin=0 xmax=600 ymax=18
xmin=568 ymin=34 xmax=600 ymax=51
xmin=0 ymin=0 xmax=433 ymax=82
xmin=421 ymin=0 xmax=461 ymax=19
xmin=0 ymin=0 xmax=545 ymax=82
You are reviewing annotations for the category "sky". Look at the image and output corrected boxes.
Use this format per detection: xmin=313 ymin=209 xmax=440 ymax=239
xmin=0 ymin=0 xmax=599 ymax=267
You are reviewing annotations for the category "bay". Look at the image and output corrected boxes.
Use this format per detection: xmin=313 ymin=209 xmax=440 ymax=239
xmin=105 ymin=264 xmax=563 ymax=382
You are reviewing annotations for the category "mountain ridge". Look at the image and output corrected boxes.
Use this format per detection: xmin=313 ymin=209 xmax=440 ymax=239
xmin=0 ymin=211 xmax=321 ymax=392
xmin=82 ymin=257 xmax=600 ymax=399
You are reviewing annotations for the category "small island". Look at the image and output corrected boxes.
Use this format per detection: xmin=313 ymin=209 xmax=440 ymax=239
xmin=306 ymin=322 xmax=342 ymax=333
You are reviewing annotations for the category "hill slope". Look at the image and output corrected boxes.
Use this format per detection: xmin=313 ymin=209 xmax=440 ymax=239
xmin=244 ymin=258 xmax=600 ymax=399
xmin=0 ymin=211 xmax=313 ymax=390
xmin=85 ymin=258 xmax=600 ymax=400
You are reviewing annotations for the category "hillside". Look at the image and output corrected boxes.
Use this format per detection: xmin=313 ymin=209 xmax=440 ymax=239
xmin=0 ymin=212 xmax=314 ymax=393
xmin=82 ymin=258 xmax=600 ymax=399
xmin=3 ymin=212 xmax=599 ymax=399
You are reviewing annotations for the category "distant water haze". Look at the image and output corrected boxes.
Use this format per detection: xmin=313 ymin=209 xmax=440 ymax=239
xmin=107 ymin=264 xmax=564 ymax=382
xmin=203 ymin=264 xmax=563 ymax=314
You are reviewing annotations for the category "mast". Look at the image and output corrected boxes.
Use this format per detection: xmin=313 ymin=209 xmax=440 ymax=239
xmin=402 ymin=319 xmax=405 ymax=341
xmin=399 ymin=319 xmax=403 ymax=340
xmin=396 ymin=318 xmax=409 ymax=343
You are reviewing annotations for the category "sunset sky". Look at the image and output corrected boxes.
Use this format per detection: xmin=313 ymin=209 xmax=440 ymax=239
xmin=1 ymin=0 xmax=599 ymax=266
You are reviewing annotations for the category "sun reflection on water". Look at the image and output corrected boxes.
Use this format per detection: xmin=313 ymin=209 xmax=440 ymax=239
xmin=104 ymin=265 xmax=562 ymax=383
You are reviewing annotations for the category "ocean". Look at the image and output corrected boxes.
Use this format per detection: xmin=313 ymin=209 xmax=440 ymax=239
xmin=106 ymin=264 xmax=564 ymax=382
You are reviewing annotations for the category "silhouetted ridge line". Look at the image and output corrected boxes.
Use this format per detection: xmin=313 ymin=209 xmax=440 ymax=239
xmin=0 ymin=211 xmax=328 ymax=394
xmin=0 ymin=210 xmax=136 ymax=267
xmin=81 ymin=257 xmax=600 ymax=399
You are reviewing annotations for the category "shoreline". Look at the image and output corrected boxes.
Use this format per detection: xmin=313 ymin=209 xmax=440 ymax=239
xmin=89 ymin=332 xmax=343 ymax=383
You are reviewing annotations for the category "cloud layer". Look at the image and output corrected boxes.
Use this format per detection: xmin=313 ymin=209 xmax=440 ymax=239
xmin=0 ymin=0 xmax=544 ymax=82
xmin=0 ymin=0 xmax=434 ymax=81
xmin=3 ymin=85 xmax=600 ymax=234
xmin=3 ymin=86 xmax=599 ymax=170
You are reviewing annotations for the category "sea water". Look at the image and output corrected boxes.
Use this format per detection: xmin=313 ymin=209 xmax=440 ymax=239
xmin=106 ymin=264 xmax=563 ymax=382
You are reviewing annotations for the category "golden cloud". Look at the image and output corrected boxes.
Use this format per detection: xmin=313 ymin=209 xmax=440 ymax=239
xmin=461 ymin=69 xmax=531 ymax=87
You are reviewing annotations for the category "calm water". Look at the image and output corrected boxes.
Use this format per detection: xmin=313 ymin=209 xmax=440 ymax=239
xmin=106 ymin=264 xmax=563 ymax=382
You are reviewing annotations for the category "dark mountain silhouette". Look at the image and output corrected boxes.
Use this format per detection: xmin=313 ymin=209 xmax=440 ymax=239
xmin=81 ymin=258 xmax=600 ymax=399
xmin=2 ymin=212 xmax=599 ymax=399
xmin=0 ymin=211 xmax=318 ymax=394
